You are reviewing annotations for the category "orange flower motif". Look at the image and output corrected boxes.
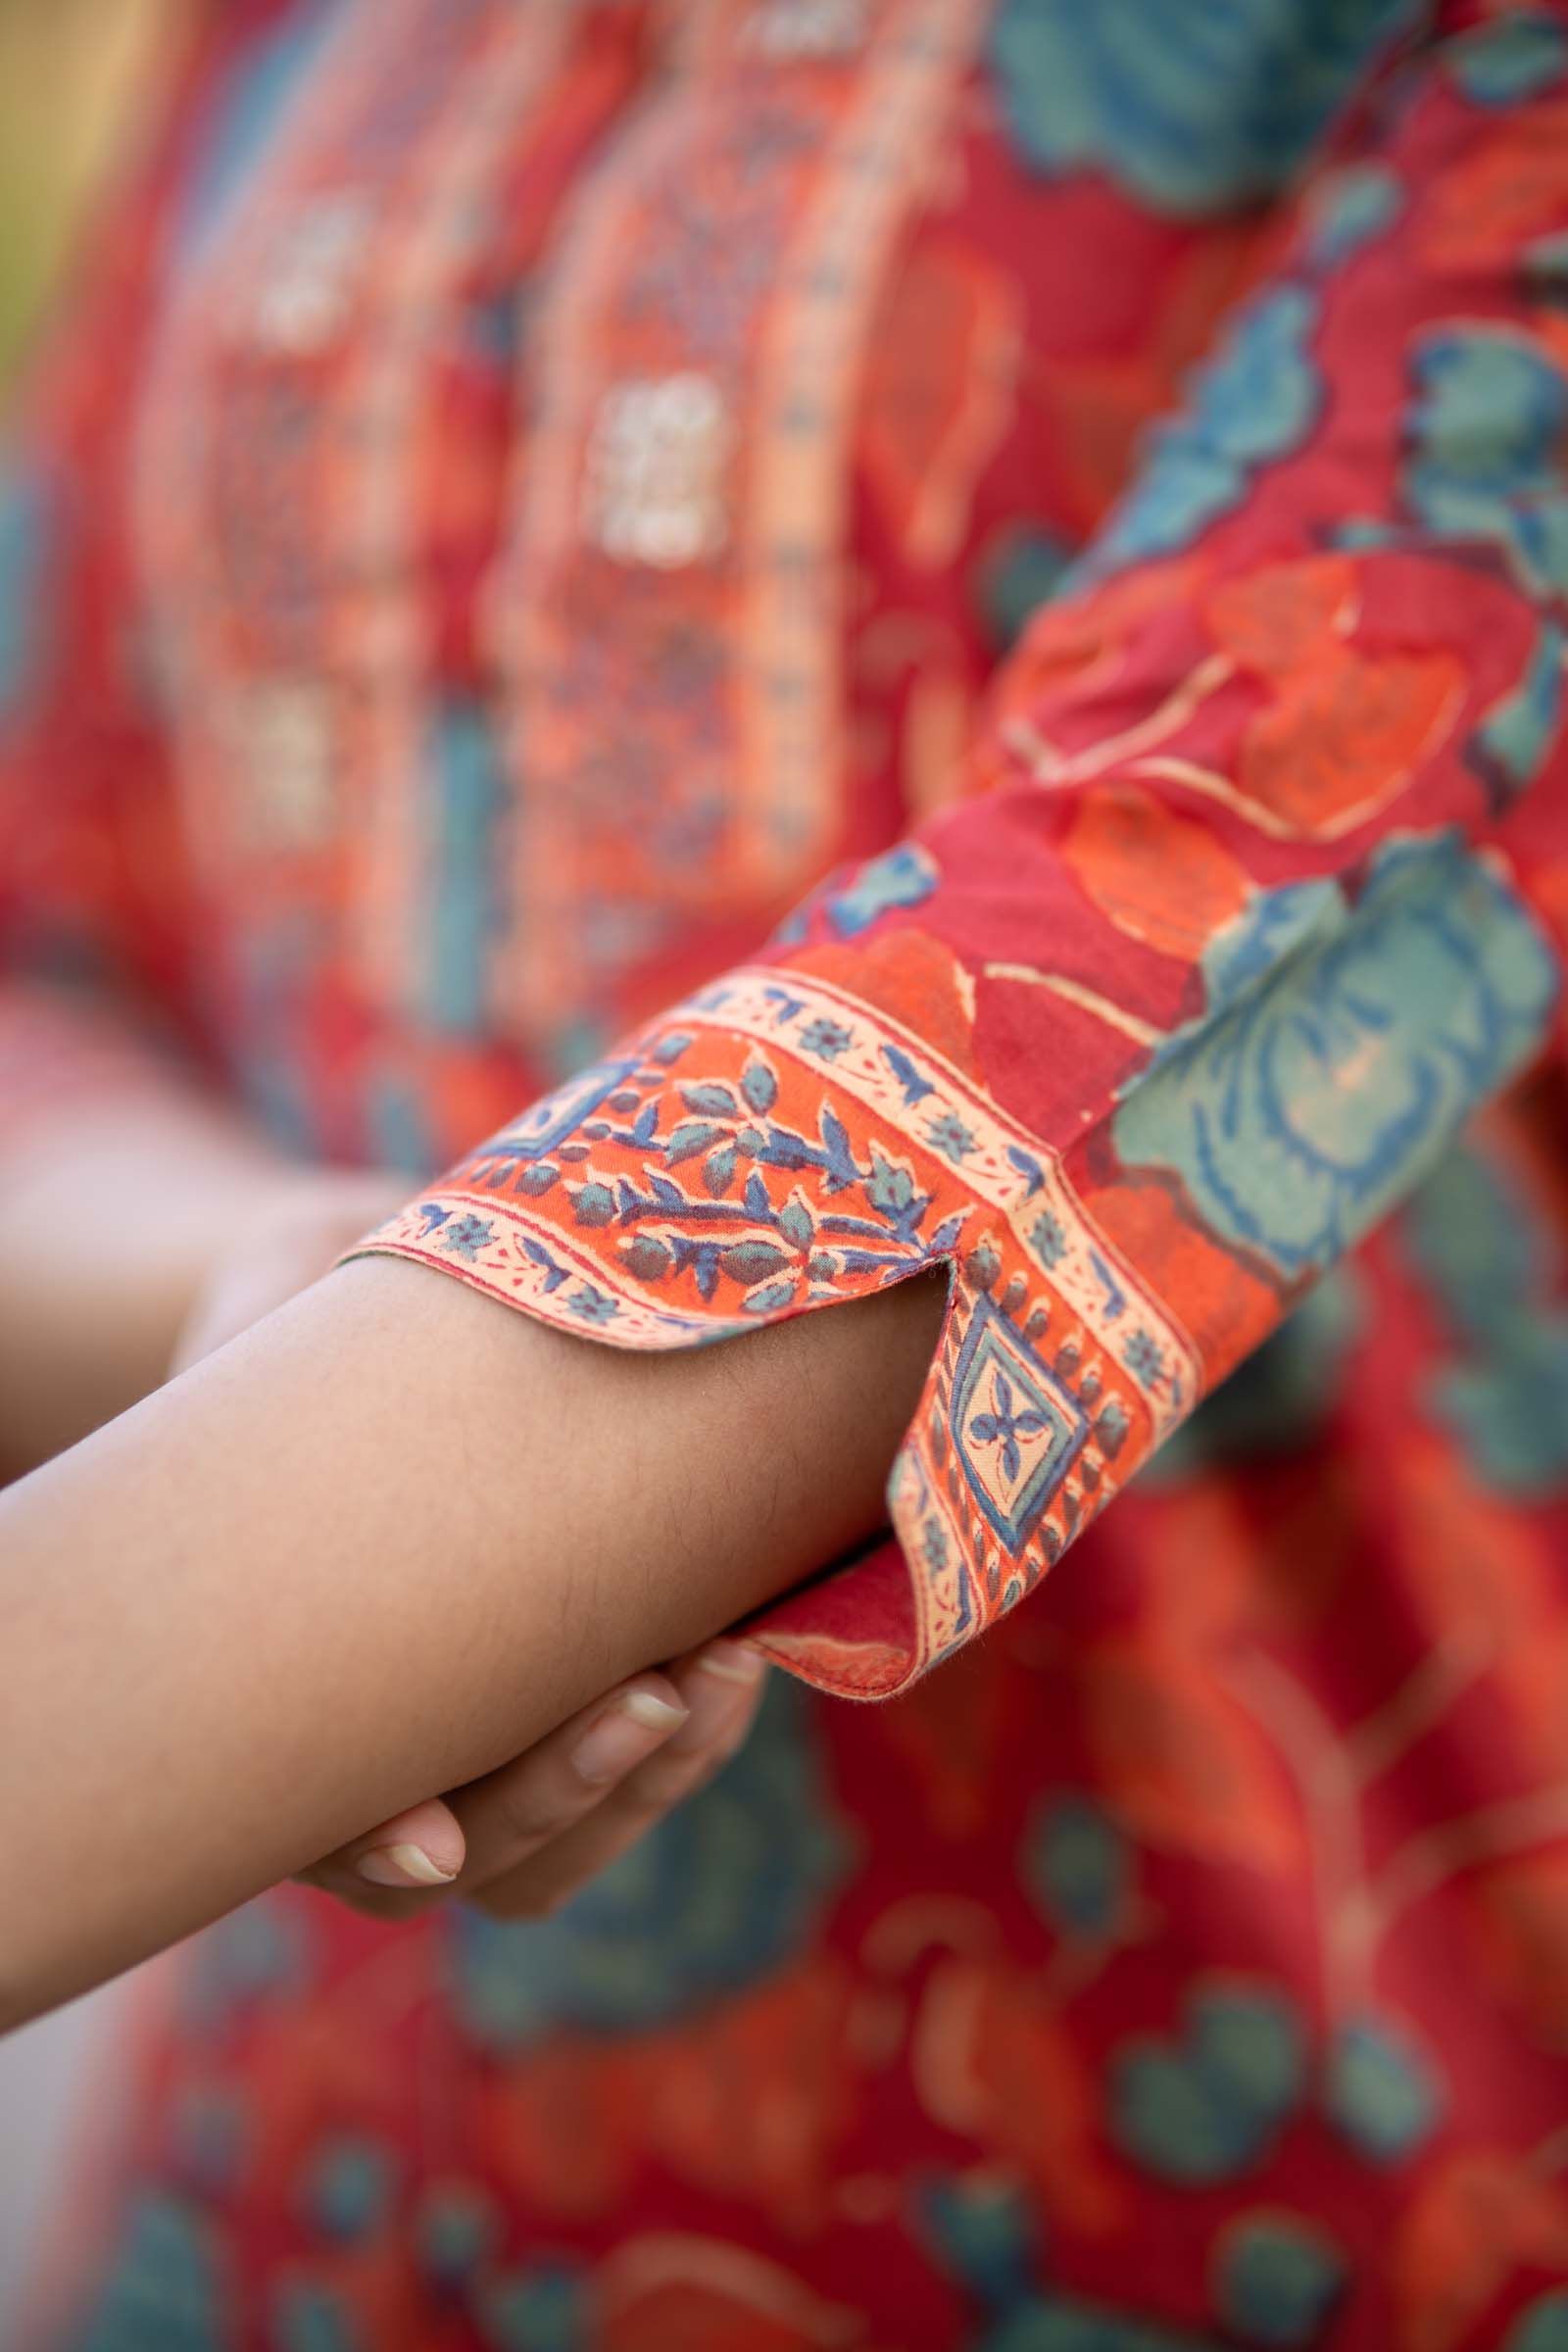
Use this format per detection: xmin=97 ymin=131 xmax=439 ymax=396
xmin=912 ymin=1955 xmax=1126 ymax=2235
xmin=997 ymin=557 xmax=1203 ymax=717
xmin=1203 ymin=557 xmax=1465 ymax=836
xmin=1421 ymin=98 xmax=1568 ymax=270
xmin=1063 ymin=780 xmax=1251 ymax=962
xmin=1082 ymin=1635 xmax=1303 ymax=1872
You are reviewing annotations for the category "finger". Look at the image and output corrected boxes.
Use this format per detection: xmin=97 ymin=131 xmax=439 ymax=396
xmin=293 ymin=1675 xmax=689 ymax=1924
xmin=444 ymin=1673 xmax=690 ymax=1891
xmin=301 ymin=1795 xmax=467 ymax=1895
xmin=466 ymin=1640 xmax=766 ymax=1921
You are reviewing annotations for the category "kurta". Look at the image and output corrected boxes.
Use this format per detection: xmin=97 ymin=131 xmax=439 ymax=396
xmin=8 ymin=2 xmax=1568 ymax=2345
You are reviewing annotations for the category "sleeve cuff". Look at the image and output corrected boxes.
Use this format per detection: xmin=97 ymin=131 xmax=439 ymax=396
xmin=347 ymin=962 xmax=1199 ymax=1697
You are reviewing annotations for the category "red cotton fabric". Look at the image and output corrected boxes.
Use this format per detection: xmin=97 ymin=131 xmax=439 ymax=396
xmin=9 ymin=2 xmax=1568 ymax=2345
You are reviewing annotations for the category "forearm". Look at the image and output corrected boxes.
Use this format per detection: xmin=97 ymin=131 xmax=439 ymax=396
xmin=0 ymin=1255 xmax=945 ymax=2025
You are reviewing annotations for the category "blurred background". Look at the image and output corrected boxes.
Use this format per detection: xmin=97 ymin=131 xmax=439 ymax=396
xmin=0 ymin=0 xmax=183 ymax=379
xmin=0 ymin=2 xmax=190 ymax=2327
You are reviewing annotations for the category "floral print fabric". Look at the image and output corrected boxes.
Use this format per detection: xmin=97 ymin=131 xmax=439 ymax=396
xmin=7 ymin=2 xmax=1568 ymax=2347
xmin=362 ymin=5 xmax=1568 ymax=1698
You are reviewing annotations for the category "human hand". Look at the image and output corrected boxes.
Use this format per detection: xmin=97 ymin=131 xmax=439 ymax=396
xmin=169 ymin=1166 xmax=414 ymax=1375
xmin=296 ymin=1638 xmax=766 ymax=1921
xmin=171 ymin=1167 xmax=769 ymax=1922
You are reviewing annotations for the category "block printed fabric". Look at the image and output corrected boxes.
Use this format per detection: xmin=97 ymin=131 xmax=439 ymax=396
xmin=9 ymin=2 xmax=1568 ymax=2345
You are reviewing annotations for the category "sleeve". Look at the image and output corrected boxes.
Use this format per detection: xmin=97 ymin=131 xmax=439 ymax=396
xmin=351 ymin=5 xmax=1568 ymax=1697
xmin=0 ymin=13 xmax=220 ymax=1145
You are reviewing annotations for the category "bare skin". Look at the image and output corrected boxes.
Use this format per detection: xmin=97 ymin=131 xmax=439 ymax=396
xmin=0 ymin=1073 xmax=796 ymax=1926
xmin=0 ymin=1170 xmax=946 ymax=2028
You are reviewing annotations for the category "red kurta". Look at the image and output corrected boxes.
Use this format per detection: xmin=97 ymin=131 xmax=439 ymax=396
xmin=9 ymin=2 xmax=1568 ymax=2345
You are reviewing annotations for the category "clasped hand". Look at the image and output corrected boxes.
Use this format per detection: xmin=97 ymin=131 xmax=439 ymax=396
xmin=173 ymin=1171 xmax=767 ymax=1925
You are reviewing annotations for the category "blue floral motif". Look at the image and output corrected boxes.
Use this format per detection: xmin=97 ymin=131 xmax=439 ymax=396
xmin=1083 ymin=287 xmax=1322 ymax=576
xmin=1447 ymin=11 xmax=1568 ymax=105
xmin=988 ymin=0 xmax=1417 ymax=216
xmin=969 ymin=1367 xmax=1054 ymax=1485
xmin=182 ymin=1897 xmax=309 ymax=2035
xmin=1410 ymin=329 xmax=1568 ymax=592
xmin=271 ymin=2282 xmax=359 ymax=2352
xmin=1356 ymin=325 xmax=1568 ymax=598
xmin=1509 ymin=2294 xmax=1568 ymax=2352
xmin=565 ymin=1282 xmax=619 ymax=1324
xmin=951 ymin=1296 xmax=1090 ymax=1550
xmin=979 ymin=522 xmax=1076 ymax=651
xmin=821 ymin=843 xmax=940 ymax=935
xmin=1110 ymin=1982 xmax=1306 ymax=2184
xmin=477 ymin=2266 xmax=585 ymax=2352
xmin=1300 ymin=163 xmax=1403 ymax=273
xmin=1213 ymin=2214 xmax=1347 ymax=2346
xmin=921 ymin=2171 xmax=1226 ymax=2348
xmin=1024 ymin=1793 xmax=1132 ymax=1940
xmin=301 ymin=2135 xmax=398 ymax=2243
xmin=926 ymin=1108 xmax=979 ymax=1164
xmin=438 ymin=1211 xmax=494 ymax=1261
xmin=1402 ymin=1146 xmax=1568 ymax=1494
xmin=1030 ymin=1209 xmax=1068 ymax=1267
xmin=798 ymin=1014 xmax=854 ymax=1060
xmin=415 ymin=2181 xmax=498 ymax=2287
xmin=866 ymin=1144 xmax=919 ymax=1219
xmin=447 ymin=1676 xmax=852 ymax=2047
xmin=1472 ymin=620 xmax=1567 ymax=808
xmin=1325 ymin=2014 xmax=1443 ymax=2162
xmin=75 ymin=2191 xmax=227 ymax=2352
xmin=918 ymin=2174 xmax=1041 ymax=2313
xmin=1113 ymin=836 xmax=1559 ymax=1282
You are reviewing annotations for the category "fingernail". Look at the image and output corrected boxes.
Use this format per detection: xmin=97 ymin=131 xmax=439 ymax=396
xmin=698 ymin=1641 xmax=764 ymax=1686
xmin=355 ymin=1842 xmax=458 ymax=1889
xmin=571 ymin=1689 xmax=687 ymax=1786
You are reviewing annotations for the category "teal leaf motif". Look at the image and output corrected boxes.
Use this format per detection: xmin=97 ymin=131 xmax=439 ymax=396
xmin=1448 ymin=11 xmax=1568 ymax=104
xmin=302 ymin=2134 xmax=397 ymax=2243
xmin=665 ymin=1118 xmax=726 ymax=1164
xmin=476 ymin=2265 xmax=585 ymax=2352
xmin=1111 ymin=1983 xmax=1305 ymax=2184
xmin=77 ymin=2193 xmax=228 ymax=2352
xmin=1214 ymin=2212 xmax=1347 ymax=2346
xmin=988 ymin=0 xmax=1418 ymax=215
xmin=1508 ymin=2293 xmax=1568 ymax=2352
xmin=1025 ymin=1794 xmax=1131 ymax=1940
xmin=741 ymin=1054 xmax=779 ymax=1112
xmin=679 ymin=1080 xmax=741 ymax=1117
xmin=1325 ymin=2015 xmax=1443 ymax=2162
xmin=1086 ymin=286 xmax=1322 ymax=575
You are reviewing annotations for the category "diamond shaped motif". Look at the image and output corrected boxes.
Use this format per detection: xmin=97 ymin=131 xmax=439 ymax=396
xmin=951 ymin=1295 xmax=1090 ymax=1552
